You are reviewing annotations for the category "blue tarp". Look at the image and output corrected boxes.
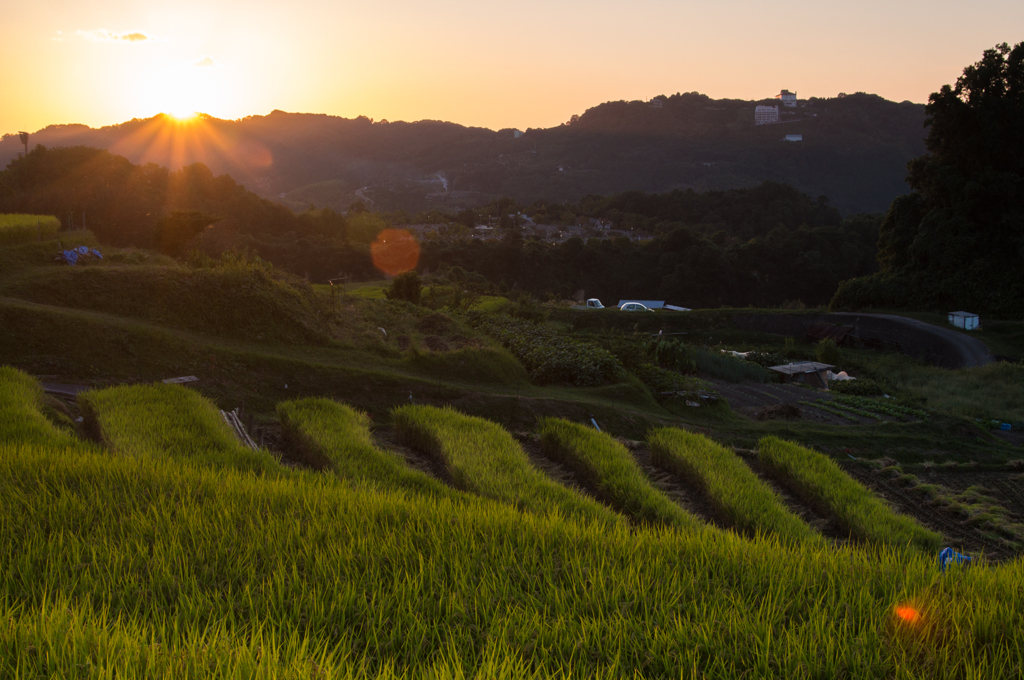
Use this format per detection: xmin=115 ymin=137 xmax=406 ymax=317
xmin=56 ymin=247 xmax=102 ymax=265
xmin=939 ymin=547 xmax=971 ymax=572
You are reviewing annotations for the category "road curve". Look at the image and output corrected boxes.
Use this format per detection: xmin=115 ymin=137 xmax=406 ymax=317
xmin=830 ymin=312 xmax=994 ymax=369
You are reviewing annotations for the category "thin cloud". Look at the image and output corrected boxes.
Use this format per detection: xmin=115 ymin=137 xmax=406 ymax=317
xmin=195 ymin=56 xmax=217 ymax=68
xmin=75 ymin=29 xmax=150 ymax=43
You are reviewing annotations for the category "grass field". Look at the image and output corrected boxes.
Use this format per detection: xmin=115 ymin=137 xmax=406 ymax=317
xmin=538 ymin=417 xmax=701 ymax=530
xmin=649 ymin=427 xmax=821 ymax=545
xmin=0 ymin=214 xmax=60 ymax=245
xmin=758 ymin=436 xmax=944 ymax=552
xmin=3 ymin=367 xmax=1024 ymax=677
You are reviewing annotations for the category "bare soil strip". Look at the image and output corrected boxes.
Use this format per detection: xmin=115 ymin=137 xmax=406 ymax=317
xmin=738 ymin=452 xmax=851 ymax=544
xmin=513 ymin=433 xmax=604 ymax=504
xmin=841 ymin=463 xmax=1020 ymax=562
xmin=372 ymin=427 xmax=457 ymax=487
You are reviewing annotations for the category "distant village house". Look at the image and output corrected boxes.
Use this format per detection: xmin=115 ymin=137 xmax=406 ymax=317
xmin=784 ymin=134 xmax=803 ymax=142
xmin=755 ymin=105 xmax=779 ymax=125
xmin=776 ymin=89 xmax=797 ymax=107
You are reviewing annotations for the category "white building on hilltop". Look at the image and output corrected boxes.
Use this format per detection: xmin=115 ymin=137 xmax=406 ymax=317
xmin=776 ymin=89 xmax=797 ymax=107
xmin=755 ymin=105 xmax=779 ymax=125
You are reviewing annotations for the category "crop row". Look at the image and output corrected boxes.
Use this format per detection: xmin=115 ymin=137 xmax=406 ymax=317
xmin=832 ymin=394 xmax=929 ymax=420
xmin=0 ymin=367 xmax=1010 ymax=677
xmin=538 ymin=418 xmax=700 ymax=531
xmin=757 ymin=436 xmax=943 ymax=552
xmin=800 ymin=400 xmax=861 ymax=422
xmin=649 ymin=427 xmax=820 ymax=545
xmin=469 ymin=314 xmax=624 ymax=386
xmin=0 ymin=213 xmax=61 ymax=246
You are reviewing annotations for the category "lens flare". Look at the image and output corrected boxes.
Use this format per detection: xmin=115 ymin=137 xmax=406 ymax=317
xmin=895 ymin=605 xmax=920 ymax=624
xmin=371 ymin=229 xmax=420 ymax=276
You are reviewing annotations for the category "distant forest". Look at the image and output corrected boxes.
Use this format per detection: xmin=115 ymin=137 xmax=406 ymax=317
xmin=0 ymin=91 xmax=926 ymax=216
xmin=0 ymin=145 xmax=880 ymax=309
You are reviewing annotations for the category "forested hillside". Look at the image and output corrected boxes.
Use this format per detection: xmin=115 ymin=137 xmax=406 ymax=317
xmin=0 ymin=92 xmax=926 ymax=215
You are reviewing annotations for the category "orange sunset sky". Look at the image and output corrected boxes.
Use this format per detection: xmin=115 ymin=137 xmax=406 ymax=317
xmin=2 ymin=0 xmax=1022 ymax=135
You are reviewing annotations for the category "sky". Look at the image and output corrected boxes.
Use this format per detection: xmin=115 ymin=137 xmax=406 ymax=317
xmin=2 ymin=0 xmax=1022 ymax=135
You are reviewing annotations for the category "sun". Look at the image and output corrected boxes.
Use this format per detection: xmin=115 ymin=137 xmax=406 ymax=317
xmin=168 ymin=109 xmax=198 ymax=122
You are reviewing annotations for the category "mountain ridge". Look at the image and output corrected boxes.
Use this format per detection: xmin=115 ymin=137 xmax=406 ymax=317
xmin=1 ymin=92 xmax=927 ymax=215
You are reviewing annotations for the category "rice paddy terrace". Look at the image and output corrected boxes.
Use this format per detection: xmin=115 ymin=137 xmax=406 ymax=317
xmin=3 ymin=221 xmax=1024 ymax=676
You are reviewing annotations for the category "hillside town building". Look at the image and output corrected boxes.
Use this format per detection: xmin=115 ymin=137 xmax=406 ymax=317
xmin=776 ymin=89 xmax=797 ymax=107
xmin=755 ymin=105 xmax=779 ymax=125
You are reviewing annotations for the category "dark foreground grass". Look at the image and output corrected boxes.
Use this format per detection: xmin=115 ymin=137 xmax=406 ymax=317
xmin=277 ymin=397 xmax=459 ymax=500
xmin=2 ymin=367 xmax=1024 ymax=676
xmin=649 ymin=427 xmax=821 ymax=545
xmin=758 ymin=436 xmax=944 ymax=552
xmin=538 ymin=417 xmax=702 ymax=531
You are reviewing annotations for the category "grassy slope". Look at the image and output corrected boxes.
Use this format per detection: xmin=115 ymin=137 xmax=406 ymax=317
xmin=538 ymin=417 xmax=702 ymax=531
xmin=758 ymin=436 xmax=943 ymax=552
xmin=649 ymin=427 xmax=821 ymax=545
xmin=3 ymin=368 xmax=1024 ymax=677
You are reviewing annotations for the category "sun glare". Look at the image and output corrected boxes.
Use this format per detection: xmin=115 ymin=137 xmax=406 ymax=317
xmin=168 ymin=110 xmax=198 ymax=122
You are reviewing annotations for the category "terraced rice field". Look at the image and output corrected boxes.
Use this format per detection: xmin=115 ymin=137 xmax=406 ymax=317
xmin=6 ymin=369 xmax=1024 ymax=677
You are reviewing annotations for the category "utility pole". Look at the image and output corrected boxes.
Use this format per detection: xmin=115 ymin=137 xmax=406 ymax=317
xmin=17 ymin=131 xmax=28 ymax=157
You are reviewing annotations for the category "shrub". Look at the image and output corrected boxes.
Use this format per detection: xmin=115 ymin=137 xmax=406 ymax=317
xmin=468 ymin=314 xmax=624 ymax=386
xmin=830 ymin=378 xmax=885 ymax=396
xmin=385 ymin=271 xmax=422 ymax=305
xmin=694 ymin=349 xmax=770 ymax=383
xmin=816 ymin=339 xmax=843 ymax=365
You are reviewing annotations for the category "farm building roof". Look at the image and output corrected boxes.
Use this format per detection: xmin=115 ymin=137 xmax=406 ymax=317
xmin=767 ymin=361 xmax=835 ymax=376
xmin=948 ymin=311 xmax=978 ymax=319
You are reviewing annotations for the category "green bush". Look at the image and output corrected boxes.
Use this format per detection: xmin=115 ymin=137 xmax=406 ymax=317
xmin=694 ymin=349 xmax=770 ymax=383
xmin=745 ymin=351 xmax=787 ymax=369
xmin=816 ymin=339 xmax=843 ymax=365
xmin=468 ymin=314 xmax=624 ymax=386
xmin=830 ymin=378 xmax=885 ymax=396
xmin=385 ymin=271 xmax=422 ymax=305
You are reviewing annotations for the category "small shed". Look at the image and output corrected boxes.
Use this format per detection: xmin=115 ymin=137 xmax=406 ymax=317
xmin=948 ymin=311 xmax=979 ymax=331
xmin=768 ymin=362 xmax=835 ymax=389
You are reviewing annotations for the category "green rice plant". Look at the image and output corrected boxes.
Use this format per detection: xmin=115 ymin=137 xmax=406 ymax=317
xmin=0 ymin=214 xmax=60 ymax=245
xmin=79 ymin=382 xmax=282 ymax=475
xmin=695 ymin=349 xmax=770 ymax=383
xmin=277 ymin=397 xmax=459 ymax=500
xmin=538 ymin=418 xmax=702 ymax=531
xmin=4 ymin=431 xmax=1024 ymax=677
xmin=0 ymin=365 xmax=79 ymax=446
xmin=757 ymin=436 xmax=943 ymax=552
xmin=649 ymin=427 xmax=820 ymax=545
xmin=393 ymin=404 xmax=620 ymax=527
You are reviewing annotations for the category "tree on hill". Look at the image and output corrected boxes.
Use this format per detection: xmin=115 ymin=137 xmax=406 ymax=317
xmin=832 ymin=43 xmax=1024 ymax=318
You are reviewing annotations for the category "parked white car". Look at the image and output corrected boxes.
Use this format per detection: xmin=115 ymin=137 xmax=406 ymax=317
xmin=571 ymin=298 xmax=605 ymax=310
xmin=619 ymin=302 xmax=653 ymax=312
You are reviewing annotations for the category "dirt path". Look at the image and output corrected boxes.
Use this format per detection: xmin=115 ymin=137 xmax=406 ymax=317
xmin=832 ymin=312 xmax=994 ymax=369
